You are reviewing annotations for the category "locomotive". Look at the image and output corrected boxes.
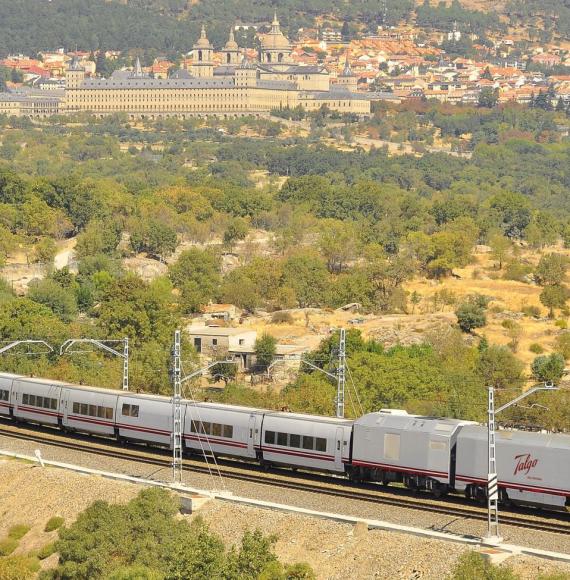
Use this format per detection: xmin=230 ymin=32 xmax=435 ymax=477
xmin=0 ymin=372 xmax=568 ymax=510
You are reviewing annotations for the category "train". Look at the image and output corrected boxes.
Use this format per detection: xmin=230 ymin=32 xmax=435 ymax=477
xmin=0 ymin=372 xmax=569 ymax=510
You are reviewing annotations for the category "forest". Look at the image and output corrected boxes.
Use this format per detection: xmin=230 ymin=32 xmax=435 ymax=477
xmin=0 ymin=101 xmax=569 ymax=430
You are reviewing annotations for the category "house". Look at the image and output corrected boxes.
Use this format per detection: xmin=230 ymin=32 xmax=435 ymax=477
xmin=186 ymin=326 xmax=257 ymax=357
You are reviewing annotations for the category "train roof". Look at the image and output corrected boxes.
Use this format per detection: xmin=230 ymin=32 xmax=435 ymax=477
xmin=355 ymin=411 xmax=476 ymax=433
xmin=263 ymin=410 xmax=354 ymax=425
xmin=459 ymin=424 xmax=570 ymax=448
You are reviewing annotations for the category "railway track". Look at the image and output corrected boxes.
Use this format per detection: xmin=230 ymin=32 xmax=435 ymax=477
xmin=1 ymin=420 xmax=569 ymax=536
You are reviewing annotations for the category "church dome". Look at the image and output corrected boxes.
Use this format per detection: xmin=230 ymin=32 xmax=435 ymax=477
xmin=224 ymin=29 xmax=239 ymax=51
xmin=260 ymin=13 xmax=291 ymax=50
xmin=194 ymin=25 xmax=212 ymax=49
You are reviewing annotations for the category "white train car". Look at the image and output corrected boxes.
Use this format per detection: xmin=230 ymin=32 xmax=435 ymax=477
xmin=117 ymin=392 xmax=172 ymax=446
xmin=61 ymin=385 xmax=118 ymax=436
xmin=184 ymin=402 xmax=264 ymax=460
xmin=11 ymin=377 xmax=65 ymax=426
xmin=260 ymin=412 xmax=353 ymax=473
xmin=0 ymin=373 xmax=21 ymax=417
xmin=455 ymin=425 xmax=570 ymax=509
xmin=351 ymin=411 xmax=475 ymax=494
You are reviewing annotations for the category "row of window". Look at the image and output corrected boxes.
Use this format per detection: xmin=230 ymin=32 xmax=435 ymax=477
xmin=72 ymin=402 xmax=114 ymax=420
xmin=190 ymin=420 xmax=234 ymax=439
xmin=0 ymin=389 xmax=8 ymax=402
xmin=264 ymin=430 xmax=327 ymax=452
xmin=122 ymin=404 xmax=139 ymax=417
xmin=22 ymin=393 xmax=58 ymax=410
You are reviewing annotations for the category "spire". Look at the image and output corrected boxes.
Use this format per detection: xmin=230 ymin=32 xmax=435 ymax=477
xmin=273 ymin=11 xmax=279 ymax=25
xmin=341 ymin=50 xmax=353 ymax=77
xmin=271 ymin=11 xmax=281 ymax=33
xmin=134 ymin=56 xmax=143 ymax=77
xmin=201 ymin=24 xmax=207 ymax=39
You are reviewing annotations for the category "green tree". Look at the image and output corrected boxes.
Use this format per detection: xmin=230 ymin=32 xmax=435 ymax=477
xmin=531 ymin=353 xmax=565 ymax=384
xmin=455 ymin=302 xmax=486 ymax=333
xmin=282 ymin=252 xmax=328 ymax=308
xmin=477 ymin=345 xmax=524 ymax=389
xmin=535 ymin=253 xmax=568 ymax=287
xmin=131 ymin=220 xmax=177 ymax=261
xmin=489 ymin=232 xmax=511 ymax=269
xmin=254 ymin=332 xmax=277 ymax=372
xmin=539 ymin=284 xmax=569 ymax=318
xmin=223 ymin=217 xmax=248 ymax=253
xmin=33 ymin=237 xmax=57 ymax=264
xmin=478 ymin=87 xmax=499 ymax=108
xmin=28 ymin=278 xmax=78 ymax=322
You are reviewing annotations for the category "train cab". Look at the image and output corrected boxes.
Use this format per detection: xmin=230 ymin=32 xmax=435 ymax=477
xmin=0 ymin=373 xmax=21 ymax=417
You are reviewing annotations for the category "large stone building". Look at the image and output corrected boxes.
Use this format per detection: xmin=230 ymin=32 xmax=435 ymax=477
xmin=0 ymin=15 xmax=370 ymax=119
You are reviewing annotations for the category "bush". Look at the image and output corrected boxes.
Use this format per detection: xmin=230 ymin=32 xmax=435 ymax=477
xmin=503 ymin=260 xmax=532 ymax=282
xmin=37 ymin=542 xmax=57 ymax=560
xmin=449 ymin=551 xmax=517 ymax=580
xmin=555 ymin=319 xmax=568 ymax=329
xmin=0 ymin=538 xmax=18 ymax=556
xmin=44 ymin=517 xmax=64 ymax=533
xmin=455 ymin=303 xmax=487 ymax=333
xmin=521 ymin=305 xmax=541 ymax=318
xmin=0 ymin=555 xmax=40 ymax=579
xmin=529 ymin=343 xmax=544 ymax=354
xmin=8 ymin=525 xmax=30 ymax=541
xmin=556 ymin=332 xmax=570 ymax=360
xmin=531 ymin=353 xmax=565 ymax=384
xmin=271 ymin=311 xmax=294 ymax=325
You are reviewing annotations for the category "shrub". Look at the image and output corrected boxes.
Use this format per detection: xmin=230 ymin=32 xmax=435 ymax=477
xmin=44 ymin=517 xmax=64 ymax=533
xmin=37 ymin=542 xmax=57 ymax=560
xmin=449 ymin=551 xmax=517 ymax=580
xmin=0 ymin=555 xmax=40 ymax=579
xmin=0 ymin=538 xmax=18 ymax=556
xmin=529 ymin=343 xmax=544 ymax=354
xmin=8 ymin=524 xmax=30 ymax=540
xmin=270 ymin=311 xmax=294 ymax=325
xmin=531 ymin=353 xmax=565 ymax=384
xmin=455 ymin=303 xmax=486 ymax=333
xmin=556 ymin=332 xmax=570 ymax=360
xmin=501 ymin=319 xmax=518 ymax=329
xmin=555 ymin=319 xmax=568 ymax=329
xmin=503 ymin=260 xmax=531 ymax=282
xmin=521 ymin=305 xmax=541 ymax=318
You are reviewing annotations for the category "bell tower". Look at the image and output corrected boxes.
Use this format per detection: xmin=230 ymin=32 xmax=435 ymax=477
xmin=192 ymin=25 xmax=214 ymax=78
xmin=222 ymin=28 xmax=241 ymax=66
xmin=66 ymin=56 xmax=85 ymax=89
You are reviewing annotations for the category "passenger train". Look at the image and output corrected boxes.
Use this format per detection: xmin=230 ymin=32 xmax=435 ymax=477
xmin=0 ymin=372 xmax=568 ymax=510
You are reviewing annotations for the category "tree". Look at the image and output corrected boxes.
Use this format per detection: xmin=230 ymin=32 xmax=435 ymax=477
xmin=455 ymin=302 xmax=486 ymax=333
xmin=223 ymin=218 xmax=248 ymax=253
xmin=254 ymin=332 xmax=277 ymax=372
xmin=478 ymin=87 xmax=499 ymax=108
xmin=539 ymin=284 xmax=569 ymax=318
xmin=531 ymin=353 xmax=565 ymax=384
xmin=282 ymin=252 xmax=328 ymax=308
xmin=209 ymin=354 xmax=237 ymax=386
xmin=130 ymin=220 xmax=177 ymax=261
xmin=476 ymin=345 xmax=524 ymax=389
xmin=27 ymin=278 xmax=78 ymax=323
xmin=33 ymin=237 xmax=57 ymax=264
xmin=489 ymin=232 xmax=511 ymax=269
xmin=318 ymin=219 xmax=359 ymax=274
xmin=535 ymin=253 xmax=568 ymax=287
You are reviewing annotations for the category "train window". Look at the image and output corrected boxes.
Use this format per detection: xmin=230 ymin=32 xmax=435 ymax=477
xmin=201 ymin=422 xmax=211 ymax=435
xmin=130 ymin=405 xmax=139 ymax=418
xmin=80 ymin=403 xmax=88 ymax=416
xmin=97 ymin=406 xmax=106 ymax=418
xmin=212 ymin=423 xmax=222 ymax=437
xmin=277 ymin=432 xmax=287 ymax=446
xmin=89 ymin=405 xmax=97 ymax=417
xmin=51 ymin=399 xmax=57 ymax=410
xmin=73 ymin=402 xmax=79 ymax=413
xmin=264 ymin=430 xmax=275 ymax=444
xmin=190 ymin=420 xmax=198 ymax=432
xmin=105 ymin=407 xmax=113 ymax=420
xmin=315 ymin=438 xmax=327 ymax=452
xmin=23 ymin=393 xmax=29 ymax=405
xmin=289 ymin=434 xmax=301 ymax=448
xmin=302 ymin=436 xmax=314 ymax=450
xmin=0 ymin=390 xmax=8 ymax=401
xmin=223 ymin=425 xmax=233 ymax=439
xmin=29 ymin=395 xmax=36 ymax=406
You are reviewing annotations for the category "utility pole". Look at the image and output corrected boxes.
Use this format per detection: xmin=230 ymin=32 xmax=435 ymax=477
xmin=172 ymin=330 xmax=183 ymax=484
xmin=485 ymin=382 xmax=558 ymax=543
xmin=486 ymin=386 xmax=500 ymax=541
xmin=122 ymin=338 xmax=129 ymax=391
xmin=336 ymin=328 xmax=346 ymax=419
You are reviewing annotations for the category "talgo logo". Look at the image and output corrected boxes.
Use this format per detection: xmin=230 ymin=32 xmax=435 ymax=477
xmin=514 ymin=453 xmax=538 ymax=476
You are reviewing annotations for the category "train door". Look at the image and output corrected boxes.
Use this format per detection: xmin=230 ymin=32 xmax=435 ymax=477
xmin=61 ymin=389 xmax=70 ymax=426
xmin=247 ymin=414 xmax=256 ymax=458
xmin=334 ymin=427 xmax=343 ymax=470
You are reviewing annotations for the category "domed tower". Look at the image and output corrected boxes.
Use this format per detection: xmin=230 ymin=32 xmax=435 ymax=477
xmin=259 ymin=12 xmax=292 ymax=69
xmin=66 ymin=55 xmax=85 ymax=89
xmin=192 ymin=25 xmax=214 ymax=77
xmin=222 ymin=28 xmax=241 ymax=66
xmin=337 ymin=51 xmax=357 ymax=92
